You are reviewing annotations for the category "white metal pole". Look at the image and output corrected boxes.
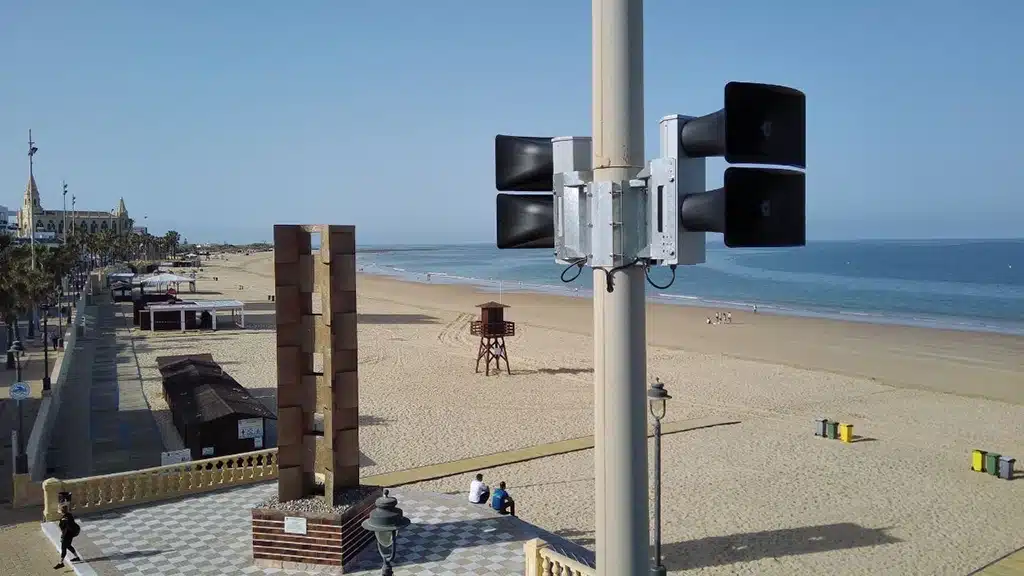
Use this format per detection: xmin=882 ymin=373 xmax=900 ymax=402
xmin=592 ymin=0 xmax=648 ymax=574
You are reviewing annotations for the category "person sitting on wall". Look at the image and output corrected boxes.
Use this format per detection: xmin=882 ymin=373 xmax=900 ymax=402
xmin=491 ymin=481 xmax=516 ymax=516
xmin=468 ymin=473 xmax=489 ymax=504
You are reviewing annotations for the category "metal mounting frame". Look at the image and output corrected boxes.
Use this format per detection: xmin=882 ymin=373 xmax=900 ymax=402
xmin=554 ymin=170 xmax=592 ymax=264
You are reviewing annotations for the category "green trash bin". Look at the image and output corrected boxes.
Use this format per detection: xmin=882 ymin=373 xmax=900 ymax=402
xmin=826 ymin=421 xmax=839 ymax=440
xmin=985 ymin=452 xmax=1001 ymax=475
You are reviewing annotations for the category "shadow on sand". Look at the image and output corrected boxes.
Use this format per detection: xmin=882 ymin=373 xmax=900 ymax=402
xmin=514 ymin=367 xmax=594 ymax=376
xmin=662 ymin=523 xmax=900 ymax=571
xmin=552 ymin=523 xmax=900 ymax=570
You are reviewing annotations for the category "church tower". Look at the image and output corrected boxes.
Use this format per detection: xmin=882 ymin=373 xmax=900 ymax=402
xmin=114 ymin=196 xmax=129 ymax=234
xmin=18 ymin=174 xmax=43 ymax=236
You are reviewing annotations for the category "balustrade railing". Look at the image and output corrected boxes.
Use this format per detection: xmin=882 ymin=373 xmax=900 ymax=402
xmin=524 ymin=538 xmax=597 ymax=576
xmin=42 ymin=448 xmax=278 ymax=521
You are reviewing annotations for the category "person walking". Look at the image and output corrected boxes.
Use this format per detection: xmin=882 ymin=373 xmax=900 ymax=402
xmin=54 ymin=504 xmax=82 ymax=569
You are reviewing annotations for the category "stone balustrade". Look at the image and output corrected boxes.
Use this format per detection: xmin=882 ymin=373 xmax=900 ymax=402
xmin=42 ymin=448 xmax=278 ymax=521
xmin=524 ymin=538 xmax=597 ymax=576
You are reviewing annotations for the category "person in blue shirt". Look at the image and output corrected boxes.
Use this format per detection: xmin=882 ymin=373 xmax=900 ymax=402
xmin=490 ymin=481 xmax=516 ymax=516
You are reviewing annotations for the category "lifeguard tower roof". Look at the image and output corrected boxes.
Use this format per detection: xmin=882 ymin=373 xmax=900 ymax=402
xmin=476 ymin=301 xmax=510 ymax=309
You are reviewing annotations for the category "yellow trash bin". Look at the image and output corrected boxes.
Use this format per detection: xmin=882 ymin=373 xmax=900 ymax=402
xmin=972 ymin=449 xmax=987 ymax=472
xmin=839 ymin=423 xmax=854 ymax=443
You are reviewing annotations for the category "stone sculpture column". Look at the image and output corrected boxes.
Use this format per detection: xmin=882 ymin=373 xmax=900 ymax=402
xmin=273 ymin=224 xmax=359 ymax=505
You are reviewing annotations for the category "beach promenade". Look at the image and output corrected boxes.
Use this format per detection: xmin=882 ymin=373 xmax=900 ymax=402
xmin=3 ymin=251 xmax=1023 ymax=575
xmin=47 ymin=300 xmax=164 ymax=479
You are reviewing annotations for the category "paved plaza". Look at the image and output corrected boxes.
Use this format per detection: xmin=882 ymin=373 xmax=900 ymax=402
xmin=42 ymin=481 xmax=594 ymax=575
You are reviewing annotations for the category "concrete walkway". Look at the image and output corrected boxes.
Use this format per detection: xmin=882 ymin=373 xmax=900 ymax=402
xmin=973 ymin=547 xmax=1024 ymax=575
xmin=48 ymin=300 xmax=165 ymax=478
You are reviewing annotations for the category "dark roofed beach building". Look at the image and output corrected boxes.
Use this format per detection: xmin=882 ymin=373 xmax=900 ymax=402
xmin=157 ymin=354 xmax=276 ymax=460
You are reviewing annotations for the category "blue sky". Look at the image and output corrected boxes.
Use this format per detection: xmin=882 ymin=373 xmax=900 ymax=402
xmin=1 ymin=1 xmax=1021 ymax=244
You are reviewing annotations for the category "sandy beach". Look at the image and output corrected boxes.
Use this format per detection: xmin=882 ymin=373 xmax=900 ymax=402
xmin=125 ymin=251 xmax=1024 ymax=575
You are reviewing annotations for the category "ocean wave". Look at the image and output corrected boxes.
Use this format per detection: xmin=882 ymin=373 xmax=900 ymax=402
xmin=708 ymin=255 xmax=1024 ymax=300
xmin=358 ymin=255 xmax=1024 ymax=337
xmin=657 ymin=292 xmax=1022 ymax=335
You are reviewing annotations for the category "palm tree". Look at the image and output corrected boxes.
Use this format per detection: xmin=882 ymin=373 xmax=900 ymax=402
xmin=0 ymin=238 xmax=57 ymax=367
xmin=0 ymin=235 xmax=21 ymax=368
xmin=164 ymin=230 xmax=181 ymax=257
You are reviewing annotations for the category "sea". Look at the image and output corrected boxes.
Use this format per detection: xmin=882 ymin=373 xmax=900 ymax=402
xmin=354 ymin=239 xmax=1024 ymax=337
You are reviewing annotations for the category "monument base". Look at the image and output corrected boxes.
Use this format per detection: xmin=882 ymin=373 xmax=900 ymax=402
xmin=251 ymin=485 xmax=381 ymax=571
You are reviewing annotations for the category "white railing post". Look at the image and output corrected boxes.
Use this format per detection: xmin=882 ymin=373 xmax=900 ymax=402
xmin=524 ymin=538 xmax=546 ymax=576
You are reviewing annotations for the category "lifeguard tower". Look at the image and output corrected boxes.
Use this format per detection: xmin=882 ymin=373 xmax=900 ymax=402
xmin=470 ymin=301 xmax=515 ymax=375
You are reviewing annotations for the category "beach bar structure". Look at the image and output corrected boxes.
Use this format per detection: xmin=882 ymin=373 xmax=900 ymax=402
xmin=144 ymin=299 xmax=246 ymax=331
xmin=470 ymin=301 xmax=515 ymax=375
xmin=106 ymin=271 xmax=135 ymax=288
xmin=157 ymin=355 xmax=277 ymax=460
xmin=141 ymin=272 xmax=197 ymax=293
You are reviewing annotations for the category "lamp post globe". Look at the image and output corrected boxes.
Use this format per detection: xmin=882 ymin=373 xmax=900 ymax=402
xmin=647 ymin=378 xmax=672 ymax=576
xmin=9 ymin=339 xmax=25 ymax=379
xmin=647 ymin=377 xmax=671 ymax=422
xmin=361 ymin=489 xmax=412 ymax=576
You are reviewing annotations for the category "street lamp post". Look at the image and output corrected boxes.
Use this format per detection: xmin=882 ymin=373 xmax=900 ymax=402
xmin=9 ymin=340 xmax=27 ymax=474
xmin=41 ymin=303 xmax=51 ymax=392
xmin=361 ymin=489 xmax=412 ymax=576
xmin=56 ymin=282 xmax=64 ymax=350
xmin=27 ymin=130 xmax=37 ymax=271
xmin=647 ymin=378 xmax=672 ymax=576
xmin=62 ymin=181 xmax=68 ymax=244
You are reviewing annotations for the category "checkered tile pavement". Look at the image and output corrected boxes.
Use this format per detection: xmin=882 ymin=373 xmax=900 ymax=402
xmin=42 ymin=482 xmax=594 ymax=575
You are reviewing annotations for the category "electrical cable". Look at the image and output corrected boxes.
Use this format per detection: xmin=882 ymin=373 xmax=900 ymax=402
xmin=645 ymin=264 xmax=677 ymax=290
xmin=560 ymin=259 xmax=586 ymax=283
xmin=598 ymin=258 xmax=641 ymax=293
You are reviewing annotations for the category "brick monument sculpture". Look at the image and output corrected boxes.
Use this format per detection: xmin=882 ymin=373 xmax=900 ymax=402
xmin=273 ymin=224 xmax=360 ymax=502
xmin=251 ymin=224 xmax=380 ymax=571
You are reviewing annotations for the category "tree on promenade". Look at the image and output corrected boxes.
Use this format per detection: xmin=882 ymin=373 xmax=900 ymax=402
xmin=163 ymin=230 xmax=180 ymax=256
xmin=1 ymin=236 xmax=83 ymax=369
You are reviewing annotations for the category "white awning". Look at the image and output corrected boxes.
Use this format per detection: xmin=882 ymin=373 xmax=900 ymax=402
xmin=146 ymin=299 xmax=244 ymax=312
xmin=141 ymin=273 xmax=195 ymax=285
xmin=145 ymin=300 xmax=246 ymax=332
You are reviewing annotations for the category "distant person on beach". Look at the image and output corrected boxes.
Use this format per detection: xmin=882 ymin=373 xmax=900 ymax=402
xmin=491 ymin=481 xmax=516 ymax=516
xmin=54 ymin=504 xmax=82 ymax=569
xmin=706 ymin=317 xmax=712 ymax=325
xmin=752 ymin=305 xmax=758 ymax=314
xmin=468 ymin=473 xmax=490 ymax=504
xmin=726 ymin=312 xmax=732 ymax=323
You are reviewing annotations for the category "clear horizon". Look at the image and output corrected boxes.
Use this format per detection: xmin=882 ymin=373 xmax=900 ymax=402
xmin=2 ymin=1 xmax=1022 ymax=245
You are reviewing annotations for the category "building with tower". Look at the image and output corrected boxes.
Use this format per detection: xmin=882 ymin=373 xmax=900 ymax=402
xmin=16 ymin=175 xmax=131 ymax=238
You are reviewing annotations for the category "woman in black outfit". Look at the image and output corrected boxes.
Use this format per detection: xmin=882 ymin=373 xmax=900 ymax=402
xmin=54 ymin=505 xmax=82 ymax=569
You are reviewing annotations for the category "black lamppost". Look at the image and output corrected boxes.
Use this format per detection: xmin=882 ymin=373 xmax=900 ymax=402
xmin=361 ymin=489 xmax=412 ymax=576
xmin=647 ymin=378 xmax=672 ymax=576
xmin=9 ymin=340 xmax=28 ymax=474
xmin=55 ymin=281 xmax=64 ymax=349
xmin=40 ymin=303 xmax=51 ymax=392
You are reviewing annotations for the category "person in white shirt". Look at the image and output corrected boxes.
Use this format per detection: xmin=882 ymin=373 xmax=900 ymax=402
xmin=468 ymin=473 xmax=490 ymax=504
